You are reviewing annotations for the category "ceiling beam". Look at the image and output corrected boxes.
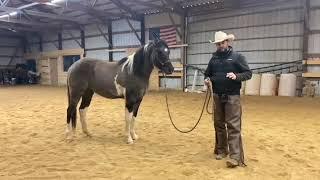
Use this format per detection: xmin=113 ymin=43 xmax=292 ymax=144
xmin=0 ymin=2 xmax=39 ymax=16
xmin=134 ymin=0 xmax=177 ymax=14
xmin=23 ymin=9 xmax=83 ymax=23
xmin=0 ymin=16 xmax=60 ymax=27
xmin=125 ymin=18 xmax=142 ymax=44
xmin=163 ymin=0 xmax=185 ymax=15
xmin=109 ymin=0 xmax=142 ymax=20
xmin=55 ymin=2 xmax=140 ymax=21
xmin=0 ymin=23 xmax=41 ymax=32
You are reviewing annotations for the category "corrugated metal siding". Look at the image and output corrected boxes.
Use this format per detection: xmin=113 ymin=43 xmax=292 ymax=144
xmin=63 ymin=40 xmax=81 ymax=49
xmin=43 ymin=43 xmax=58 ymax=52
xmin=113 ymin=52 xmax=127 ymax=61
xmin=86 ymin=50 xmax=109 ymax=60
xmin=0 ymin=36 xmax=23 ymax=67
xmin=311 ymin=0 xmax=320 ymax=6
xmin=112 ymin=19 xmax=140 ymax=32
xmin=309 ymin=2 xmax=320 ymax=55
xmin=113 ymin=33 xmax=141 ymax=46
xmin=85 ymin=36 xmax=109 ymax=49
xmin=160 ymin=77 xmax=181 ymax=89
xmin=186 ymin=0 xmax=304 ymax=88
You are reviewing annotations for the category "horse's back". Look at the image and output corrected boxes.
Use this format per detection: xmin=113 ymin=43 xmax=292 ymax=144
xmin=68 ymin=58 xmax=123 ymax=98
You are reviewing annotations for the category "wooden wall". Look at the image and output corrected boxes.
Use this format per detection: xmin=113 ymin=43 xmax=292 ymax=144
xmin=25 ymin=48 xmax=84 ymax=86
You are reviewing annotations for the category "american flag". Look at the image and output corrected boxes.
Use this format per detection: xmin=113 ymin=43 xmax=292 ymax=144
xmin=160 ymin=26 xmax=177 ymax=46
xmin=149 ymin=26 xmax=177 ymax=46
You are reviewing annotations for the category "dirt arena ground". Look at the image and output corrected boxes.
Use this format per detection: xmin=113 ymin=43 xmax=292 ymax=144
xmin=0 ymin=86 xmax=319 ymax=180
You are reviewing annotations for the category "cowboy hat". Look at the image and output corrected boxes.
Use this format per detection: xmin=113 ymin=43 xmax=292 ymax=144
xmin=209 ymin=31 xmax=235 ymax=44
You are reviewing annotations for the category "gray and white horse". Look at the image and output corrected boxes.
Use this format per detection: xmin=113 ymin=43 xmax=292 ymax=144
xmin=66 ymin=39 xmax=174 ymax=143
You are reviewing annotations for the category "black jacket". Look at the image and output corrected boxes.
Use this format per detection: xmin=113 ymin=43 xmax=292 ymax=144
xmin=204 ymin=47 xmax=252 ymax=95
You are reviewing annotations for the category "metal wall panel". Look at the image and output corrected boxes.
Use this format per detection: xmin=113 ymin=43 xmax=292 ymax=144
xmin=112 ymin=19 xmax=141 ymax=32
xmin=0 ymin=37 xmax=20 ymax=46
xmin=0 ymin=57 xmax=9 ymax=65
xmin=311 ymin=0 xmax=320 ymax=6
xmin=0 ymin=47 xmax=17 ymax=56
xmin=0 ymin=36 xmax=23 ymax=67
xmin=62 ymin=29 xmax=81 ymax=39
xmin=43 ymin=42 xmax=58 ymax=51
xmin=86 ymin=50 xmax=109 ymax=60
xmin=27 ymin=35 xmax=39 ymax=44
xmin=160 ymin=78 xmax=181 ymax=89
xmin=188 ymin=0 xmax=302 ymax=23
xmin=308 ymin=34 xmax=320 ymax=54
xmin=85 ymin=24 xmax=107 ymax=36
xmin=309 ymin=9 xmax=320 ymax=30
xmin=30 ymin=44 xmax=40 ymax=54
xmin=309 ymin=2 xmax=320 ymax=55
xmin=63 ymin=39 xmax=81 ymax=49
xmin=42 ymin=32 xmax=58 ymax=42
xmin=113 ymin=33 xmax=141 ymax=46
xmin=187 ymin=0 xmax=304 ymax=89
xmin=169 ymin=48 xmax=181 ymax=60
xmin=85 ymin=36 xmax=109 ymax=48
xmin=113 ymin=52 xmax=127 ymax=61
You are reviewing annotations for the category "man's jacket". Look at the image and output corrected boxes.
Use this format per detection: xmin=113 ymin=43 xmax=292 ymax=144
xmin=204 ymin=47 xmax=252 ymax=95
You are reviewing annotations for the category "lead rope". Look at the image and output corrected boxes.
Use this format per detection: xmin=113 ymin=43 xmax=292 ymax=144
xmin=163 ymin=73 xmax=213 ymax=133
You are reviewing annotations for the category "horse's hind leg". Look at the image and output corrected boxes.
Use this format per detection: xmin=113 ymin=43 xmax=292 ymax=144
xmin=66 ymin=97 xmax=81 ymax=139
xmin=79 ymin=89 xmax=94 ymax=136
xmin=66 ymin=87 xmax=86 ymax=139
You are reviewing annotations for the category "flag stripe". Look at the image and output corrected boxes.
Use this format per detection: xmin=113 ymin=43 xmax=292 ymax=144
xmin=160 ymin=26 xmax=176 ymax=45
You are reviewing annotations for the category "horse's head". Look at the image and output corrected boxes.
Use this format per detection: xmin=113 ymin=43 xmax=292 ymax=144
xmin=151 ymin=39 xmax=174 ymax=74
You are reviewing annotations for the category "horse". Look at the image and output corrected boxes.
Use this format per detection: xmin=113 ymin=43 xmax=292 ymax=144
xmin=66 ymin=39 xmax=174 ymax=144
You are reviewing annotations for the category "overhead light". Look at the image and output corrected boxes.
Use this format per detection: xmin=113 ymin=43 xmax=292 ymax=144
xmin=51 ymin=0 xmax=65 ymax=3
xmin=7 ymin=28 xmax=17 ymax=32
xmin=45 ymin=0 xmax=65 ymax=6
xmin=0 ymin=2 xmax=39 ymax=19
xmin=0 ymin=12 xmax=18 ymax=18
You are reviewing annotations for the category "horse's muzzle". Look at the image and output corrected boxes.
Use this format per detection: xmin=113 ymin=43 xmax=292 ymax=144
xmin=162 ymin=62 xmax=174 ymax=74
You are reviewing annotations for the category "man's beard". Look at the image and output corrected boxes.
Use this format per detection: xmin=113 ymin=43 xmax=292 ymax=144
xmin=217 ymin=47 xmax=228 ymax=53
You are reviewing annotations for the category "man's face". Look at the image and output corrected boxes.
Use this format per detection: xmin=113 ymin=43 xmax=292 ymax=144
xmin=215 ymin=40 xmax=229 ymax=52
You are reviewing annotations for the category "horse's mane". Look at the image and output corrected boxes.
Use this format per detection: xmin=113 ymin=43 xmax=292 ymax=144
xmin=117 ymin=57 xmax=129 ymax=65
xmin=117 ymin=41 xmax=159 ymax=66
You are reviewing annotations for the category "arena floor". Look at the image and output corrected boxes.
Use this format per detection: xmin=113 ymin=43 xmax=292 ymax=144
xmin=1 ymin=86 xmax=319 ymax=180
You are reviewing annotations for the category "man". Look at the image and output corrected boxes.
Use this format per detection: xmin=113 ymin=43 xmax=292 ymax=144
xmin=204 ymin=31 xmax=252 ymax=168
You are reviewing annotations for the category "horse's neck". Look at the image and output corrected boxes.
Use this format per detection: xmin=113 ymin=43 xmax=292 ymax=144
xmin=132 ymin=46 xmax=154 ymax=80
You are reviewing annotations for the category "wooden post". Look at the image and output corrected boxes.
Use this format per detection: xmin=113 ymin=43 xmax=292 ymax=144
xmin=81 ymin=29 xmax=85 ymax=57
xmin=108 ymin=21 xmax=113 ymax=62
xmin=58 ymin=32 xmax=62 ymax=50
xmin=140 ymin=16 xmax=145 ymax=45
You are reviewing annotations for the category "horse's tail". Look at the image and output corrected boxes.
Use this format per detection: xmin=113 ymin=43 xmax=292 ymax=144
xmin=66 ymin=75 xmax=77 ymax=128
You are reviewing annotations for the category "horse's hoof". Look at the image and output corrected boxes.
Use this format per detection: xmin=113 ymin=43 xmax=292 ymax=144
xmin=83 ymin=131 xmax=92 ymax=137
xmin=127 ymin=138 xmax=134 ymax=144
xmin=132 ymin=134 xmax=139 ymax=140
xmin=66 ymin=134 xmax=74 ymax=141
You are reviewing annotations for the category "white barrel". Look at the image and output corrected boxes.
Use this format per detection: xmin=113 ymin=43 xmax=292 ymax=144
xmin=278 ymin=74 xmax=297 ymax=97
xmin=259 ymin=73 xmax=277 ymax=96
xmin=240 ymin=81 xmax=246 ymax=95
xmin=245 ymin=74 xmax=261 ymax=95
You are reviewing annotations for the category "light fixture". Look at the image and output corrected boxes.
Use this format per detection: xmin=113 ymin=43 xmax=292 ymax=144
xmin=0 ymin=12 xmax=18 ymax=18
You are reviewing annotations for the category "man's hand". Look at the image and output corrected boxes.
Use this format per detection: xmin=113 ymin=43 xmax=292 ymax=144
xmin=226 ymin=72 xmax=237 ymax=80
xmin=204 ymin=78 xmax=211 ymax=86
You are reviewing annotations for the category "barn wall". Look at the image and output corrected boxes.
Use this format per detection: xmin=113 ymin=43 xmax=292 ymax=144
xmin=0 ymin=35 xmax=24 ymax=68
xmin=186 ymin=0 xmax=304 ymax=88
xmin=306 ymin=0 xmax=320 ymax=95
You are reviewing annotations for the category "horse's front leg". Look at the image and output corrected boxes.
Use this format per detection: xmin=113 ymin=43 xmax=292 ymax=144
xmin=125 ymin=103 xmax=134 ymax=144
xmin=131 ymin=99 xmax=142 ymax=141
